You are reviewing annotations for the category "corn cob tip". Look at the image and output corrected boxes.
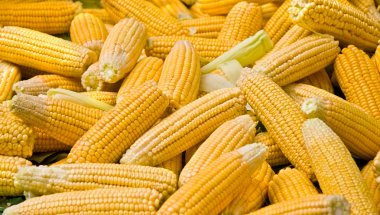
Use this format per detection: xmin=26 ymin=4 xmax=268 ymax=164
xmin=301 ymin=97 xmax=320 ymax=118
xmin=237 ymin=143 xmax=268 ymax=174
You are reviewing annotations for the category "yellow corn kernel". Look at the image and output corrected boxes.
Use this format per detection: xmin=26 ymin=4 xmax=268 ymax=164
xmin=271 ymin=25 xmax=312 ymax=52
xmin=149 ymin=0 xmax=193 ymax=19
xmin=189 ymin=3 xmax=211 ymax=18
xmin=264 ymin=0 xmax=293 ymax=44
xmin=253 ymin=132 xmax=289 ymax=166
xmin=349 ymin=0 xmax=380 ymax=21
xmin=181 ymin=16 xmax=225 ymax=38
xmin=362 ymin=161 xmax=380 ymax=213
xmin=260 ymin=3 xmax=279 ymax=19
xmin=297 ymin=69 xmax=334 ymax=93
xmin=82 ymin=8 xmax=114 ymax=24
xmin=81 ymin=62 xmax=121 ymax=92
xmin=79 ymin=91 xmax=116 ymax=105
xmin=158 ymin=154 xmax=183 ymax=176
xmin=120 ymin=87 xmax=246 ymax=166
xmin=33 ymin=127 xmax=71 ymax=153
xmin=0 ymin=155 xmax=32 ymax=196
xmin=0 ymin=60 xmax=21 ymax=102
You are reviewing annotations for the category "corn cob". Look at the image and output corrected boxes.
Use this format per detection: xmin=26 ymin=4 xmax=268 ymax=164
xmin=180 ymin=16 xmax=225 ymax=39
xmin=284 ymin=83 xmax=380 ymax=160
xmin=81 ymin=62 xmax=121 ymax=92
xmin=253 ymin=34 xmax=340 ymax=86
xmin=149 ymin=0 xmax=193 ymax=19
xmin=253 ymin=132 xmax=289 ymax=166
xmin=297 ymin=69 xmax=333 ymax=93
xmin=0 ymin=155 xmax=32 ymax=196
xmin=189 ymin=3 xmax=211 ymax=18
xmin=82 ymin=9 xmax=114 ymax=24
xmin=264 ymin=0 xmax=293 ymax=44
xmin=237 ymin=71 xmax=313 ymax=178
xmin=362 ymin=161 xmax=380 ymax=213
xmin=302 ymin=118 xmax=377 ymax=214
xmin=289 ymin=0 xmax=380 ymax=51
xmin=0 ymin=60 xmax=21 ymax=102
xmin=117 ymin=57 xmax=163 ymax=103
xmin=70 ymin=13 xmax=108 ymax=56
xmin=270 ymin=24 xmax=312 ymax=52
xmin=11 ymin=93 xmax=103 ymax=146
xmin=261 ymin=3 xmax=279 ymax=19
xmin=334 ymin=45 xmax=380 ymax=120
xmin=67 ymin=81 xmax=169 ymax=163
xmin=373 ymin=45 xmax=380 ymax=74
xmin=13 ymin=75 xmax=83 ymax=96
xmin=268 ymin=168 xmax=318 ymax=204
xmin=102 ymin=0 xmax=188 ymax=36
xmin=185 ymin=143 xmax=201 ymax=163
xmin=79 ymin=91 xmax=116 ymax=105
xmin=0 ymin=1 xmax=81 ymax=34
xmin=14 ymin=163 xmax=177 ymax=198
xmin=158 ymin=40 xmax=200 ymax=109
xmin=146 ymin=36 xmax=239 ymax=62
xmin=349 ymin=0 xmax=380 ymax=21
xmin=222 ymin=162 xmax=274 ymax=214
xmin=120 ymin=87 xmax=246 ymax=166
xmin=196 ymin=0 xmax=279 ymax=16
xmin=247 ymin=194 xmax=350 ymax=215
xmin=3 ymin=188 xmax=163 ymax=215
xmin=98 ymin=18 xmax=147 ymax=83
xmin=0 ymin=26 xmax=97 ymax=78
xmin=159 ymin=154 xmax=183 ymax=176
xmin=33 ymin=127 xmax=71 ymax=153
xmin=157 ymin=143 xmax=267 ymax=215
xmin=218 ymin=2 xmax=262 ymax=41
xmin=179 ymin=114 xmax=257 ymax=186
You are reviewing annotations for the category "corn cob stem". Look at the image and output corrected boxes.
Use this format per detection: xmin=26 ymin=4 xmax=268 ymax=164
xmin=0 ymin=155 xmax=32 ymax=196
xmin=81 ymin=62 xmax=121 ymax=92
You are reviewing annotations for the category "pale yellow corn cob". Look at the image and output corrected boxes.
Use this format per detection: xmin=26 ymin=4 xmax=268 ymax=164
xmin=284 ymin=83 xmax=380 ymax=160
xmin=349 ymin=0 xmax=380 ymax=21
xmin=13 ymin=75 xmax=83 ymax=96
xmin=0 ymin=155 xmax=32 ymax=196
xmin=185 ymin=143 xmax=201 ymax=163
xmin=334 ymin=45 xmax=380 ymax=120
xmin=180 ymin=16 xmax=226 ymax=38
xmin=271 ymin=25 xmax=312 ymax=52
xmin=362 ymin=161 xmax=380 ymax=213
xmin=157 ymin=144 xmax=268 ymax=215
xmin=196 ymin=0 xmax=279 ymax=16
xmin=159 ymin=154 xmax=183 ymax=176
xmin=149 ymin=0 xmax=193 ymax=19
xmin=99 ymin=18 xmax=147 ymax=83
xmin=102 ymin=0 xmax=188 ymax=36
xmin=11 ymin=93 xmax=103 ymax=146
xmin=79 ymin=91 xmax=116 ymax=105
xmin=117 ymin=57 xmax=163 ymax=103
xmin=289 ymin=0 xmax=380 ymax=51
xmin=264 ymin=0 xmax=293 ymax=44
xmin=3 ymin=188 xmax=163 ymax=215
xmin=218 ymin=2 xmax=262 ymax=41
xmin=33 ymin=127 xmax=71 ymax=153
xmin=0 ymin=60 xmax=21 ymax=102
xmin=81 ymin=62 xmax=120 ymax=92
xmin=120 ymin=87 xmax=246 ymax=166
xmin=237 ymin=70 xmax=313 ymax=178
xmin=179 ymin=114 xmax=257 ymax=186
xmin=0 ymin=1 xmax=81 ymax=34
xmin=158 ymin=40 xmax=201 ymax=109
xmin=253 ymin=132 xmax=289 ymax=166
xmin=70 ymin=13 xmax=108 ymax=56
xmin=261 ymin=3 xmax=279 ymax=19
xmin=297 ymin=69 xmax=334 ymax=93
xmin=14 ymin=163 xmax=177 ymax=198
xmin=247 ymin=194 xmax=350 ymax=215
xmin=0 ymin=26 xmax=97 ymax=78
xmin=82 ymin=9 xmax=114 ymax=24
xmin=302 ymin=118 xmax=377 ymax=214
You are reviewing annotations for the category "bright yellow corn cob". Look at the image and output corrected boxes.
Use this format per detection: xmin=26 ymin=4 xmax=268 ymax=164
xmin=247 ymin=194 xmax=350 ymax=215
xmin=334 ymin=45 xmax=380 ymax=120
xmin=0 ymin=1 xmax=81 ymax=34
xmin=81 ymin=62 xmax=121 ymax=92
xmin=253 ymin=34 xmax=340 ymax=86
xmin=264 ymin=0 xmax=293 ymax=44
xmin=159 ymin=154 xmax=183 ymax=176
xmin=362 ymin=160 xmax=380 ymax=213
xmin=11 ymin=93 xmax=103 ymax=146
xmin=261 ymin=3 xmax=279 ymax=19
xmin=289 ymin=0 xmax=380 ymax=51
xmin=237 ymin=71 xmax=313 ymax=178
xmin=218 ymin=2 xmax=262 ymax=41
xmin=33 ymin=127 xmax=71 ymax=153
xmin=268 ymin=167 xmax=318 ymax=204
xmin=14 ymin=163 xmax=177 ymax=198
xmin=180 ymin=16 xmax=225 ymax=39
xmin=158 ymin=40 xmax=201 ymax=109
xmin=67 ymin=81 xmax=169 ymax=163
xmin=120 ymin=87 xmax=246 ymax=166
xmin=179 ymin=114 xmax=257 ymax=186
xmin=13 ymin=75 xmax=83 ymax=96
xmin=222 ymin=162 xmax=274 ymax=214
xmin=185 ymin=143 xmax=201 ymax=163
xmin=157 ymin=144 xmax=267 ymax=215
xmin=98 ymin=18 xmax=147 ymax=83
xmin=297 ymin=69 xmax=333 ymax=93
xmin=349 ymin=0 xmax=380 ymax=21
xmin=149 ymin=0 xmax=193 ymax=19
xmin=82 ymin=9 xmax=114 ymax=24
xmin=70 ymin=13 xmax=108 ymax=56
xmin=270 ymin=25 xmax=312 ymax=52
xmin=117 ymin=57 xmax=163 ymax=103
xmin=0 ymin=26 xmax=97 ymax=78
xmin=302 ymin=118 xmax=377 ymax=214
xmin=0 ymin=155 xmax=32 ymax=196
xmin=79 ymin=91 xmax=116 ymax=105
xmin=196 ymin=0 xmax=278 ymax=16
xmin=3 ymin=188 xmax=163 ymax=215
xmin=253 ymin=132 xmax=289 ymax=166
xmin=189 ymin=3 xmax=211 ymax=18
xmin=0 ymin=61 xmax=21 ymax=102
xmin=146 ymin=36 xmax=239 ymax=61
xmin=284 ymin=83 xmax=380 ymax=160
xmin=102 ymin=0 xmax=188 ymax=36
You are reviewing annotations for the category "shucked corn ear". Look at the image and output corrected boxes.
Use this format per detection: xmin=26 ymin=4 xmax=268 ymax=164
xmin=14 ymin=163 xmax=177 ymax=198
xmin=289 ymin=0 xmax=380 ymax=51
xmin=270 ymin=24 xmax=311 ymax=52
xmin=3 ymin=188 xmax=163 ymax=215
xmin=79 ymin=91 xmax=116 ymax=105
xmin=253 ymin=132 xmax=289 ymax=166
xmin=195 ymin=0 xmax=278 ymax=15
xmin=180 ymin=16 xmax=225 ymax=39
xmin=264 ymin=0 xmax=294 ymax=44
xmin=285 ymin=83 xmax=380 ymax=160
xmin=261 ymin=3 xmax=280 ymax=20
xmin=297 ymin=69 xmax=333 ymax=93
xmin=102 ymin=0 xmax=188 ymax=36
xmin=148 ymin=0 xmax=193 ymax=19
xmin=120 ymin=87 xmax=246 ymax=166
xmin=99 ymin=18 xmax=147 ymax=83
xmin=0 ymin=26 xmax=97 ymax=78
xmin=82 ymin=8 xmax=114 ymax=24
xmin=33 ymin=127 xmax=71 ymax=153
xmin=0 ymin=155 xmax=32 ymax=196
xmin=0 ymin=61 xmax=21 ymax=102
xmin=157 ymin=144 xmax=268 ymax=215
xmin=179 ymin=114 xmax=257 ymax=186
xmin=350 ymin=0 xmax=380 ymax=21
xmin=158 ymin=40 xmax=200 ymax=109
xmin=362 ymin=161 xmax=380 ymax=213
xmin=302 ymin=118 xmax=377 ymax=214
xmin=81 ymin=62 xmax=121 ymax=92
xmin=237 ymin=70 xmax=313 ymax=178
